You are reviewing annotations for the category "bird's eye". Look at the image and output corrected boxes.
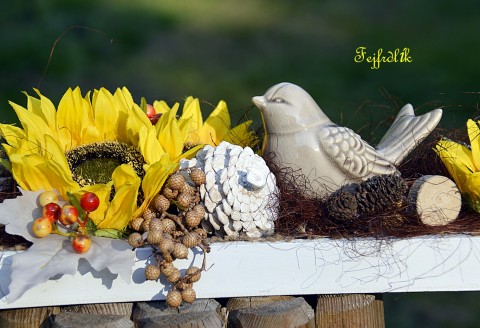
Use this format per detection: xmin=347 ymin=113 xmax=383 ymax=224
xmin=271 ymin=97 xmax=286 ymax=104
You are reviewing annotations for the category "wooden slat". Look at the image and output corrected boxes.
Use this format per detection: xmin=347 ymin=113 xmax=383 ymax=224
xmin=1 ymin=235 xmax=480 ymax=309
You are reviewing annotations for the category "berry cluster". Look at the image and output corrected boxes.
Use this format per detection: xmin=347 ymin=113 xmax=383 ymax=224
xmin=128 ymin=168 xmax=209 ymax=308
xmin=33 ymin=190 xmax=100 ymax=254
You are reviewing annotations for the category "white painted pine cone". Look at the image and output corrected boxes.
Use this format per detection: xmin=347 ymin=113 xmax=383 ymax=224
xmin=180 ymin=141 xmax=279 ymax=238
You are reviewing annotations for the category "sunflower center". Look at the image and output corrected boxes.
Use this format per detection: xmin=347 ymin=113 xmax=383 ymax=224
xmin=65 ymin=141 xmax=145 ymax=187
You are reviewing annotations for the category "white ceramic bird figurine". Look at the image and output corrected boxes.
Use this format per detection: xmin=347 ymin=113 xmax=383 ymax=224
xmin=252 ymin=82 xmax=443 ymax=198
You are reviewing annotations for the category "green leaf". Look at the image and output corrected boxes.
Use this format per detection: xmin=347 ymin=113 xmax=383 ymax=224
xmin=140 ymin=97 xmax=147 ymax=113
xmin=94 ymin=228 xmax=122 ymax=239
xmin=66 ymin=191 xmax=86 ymax=221
xmin=85 ymin=218 xmax=97 ymax=234
xmin=0 ymin=158 xmax=11 ymax=172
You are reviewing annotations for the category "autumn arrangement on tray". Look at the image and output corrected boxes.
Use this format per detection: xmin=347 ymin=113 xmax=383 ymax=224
xmin=0 ymin=82 xmax=477 ymax=307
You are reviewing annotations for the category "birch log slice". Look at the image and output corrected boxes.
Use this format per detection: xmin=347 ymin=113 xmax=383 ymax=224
xmin=408 ymin=175 xmax=461 ymax=226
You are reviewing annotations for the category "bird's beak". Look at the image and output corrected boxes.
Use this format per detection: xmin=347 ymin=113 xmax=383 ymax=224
xmin=252 ymin=96 xmax=266 ymax=110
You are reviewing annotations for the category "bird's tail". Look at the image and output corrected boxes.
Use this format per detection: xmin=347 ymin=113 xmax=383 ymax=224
xmin=376 ymin=104 xmax=442 ymax=165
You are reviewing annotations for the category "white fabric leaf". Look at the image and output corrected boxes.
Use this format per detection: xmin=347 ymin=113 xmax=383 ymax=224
xmin=0 ymin=189 xmax=135 ymax=303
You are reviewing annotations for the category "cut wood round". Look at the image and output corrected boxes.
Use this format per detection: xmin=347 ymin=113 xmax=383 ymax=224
xmin=227 ymin=296 xmax=315 ymax=328
xmin=408 ymin=175 xmax=461 ymax=226
xmin=316 ymin=294 xmax=384 ymax=328
xmin=132 ymin=299 xmax=224 ymax=328
xmin=0 ymin=306 xmax=59 ymax=328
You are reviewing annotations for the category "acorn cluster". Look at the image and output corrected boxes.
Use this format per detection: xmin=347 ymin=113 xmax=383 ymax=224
xmin=128 ymin=168 xmax=210 ymax=308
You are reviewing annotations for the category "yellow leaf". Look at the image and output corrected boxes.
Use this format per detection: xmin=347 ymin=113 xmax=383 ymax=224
xmin=99 ymin=164 xmax=141 ymax=230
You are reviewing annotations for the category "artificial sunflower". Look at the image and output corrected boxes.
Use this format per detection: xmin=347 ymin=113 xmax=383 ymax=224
xmin=0 ymin=87 xmax=192 ymax=231
xmin=435 ymin=119 xmax=480 ymax=212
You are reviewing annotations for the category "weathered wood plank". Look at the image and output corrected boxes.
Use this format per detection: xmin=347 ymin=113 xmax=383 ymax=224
xmin=0 ymin=306 xmax=59 ymax=327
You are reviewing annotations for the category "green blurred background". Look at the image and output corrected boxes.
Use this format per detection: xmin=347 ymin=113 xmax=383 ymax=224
xmin=1 ymin=1 xmax=480 ymax=326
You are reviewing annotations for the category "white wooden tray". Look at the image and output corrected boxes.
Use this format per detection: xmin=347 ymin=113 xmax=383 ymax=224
xmin=1 ymin=234 xmax=479 ymax=309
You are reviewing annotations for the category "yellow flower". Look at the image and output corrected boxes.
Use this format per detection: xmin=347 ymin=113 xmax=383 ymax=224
xmin=0 ymin=87 xmax=187 ymax=231
xmin=176 ymin=96 xmax=258 ymax=148
xmin=435 ymin=119 xmax=480 ymax=211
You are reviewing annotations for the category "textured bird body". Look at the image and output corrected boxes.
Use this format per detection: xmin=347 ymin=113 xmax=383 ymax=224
xmin=253 ymin=82 xmax=442 ymax=198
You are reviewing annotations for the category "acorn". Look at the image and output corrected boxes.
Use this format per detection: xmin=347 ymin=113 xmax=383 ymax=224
xmin=166 ymin=290 xmax=182 ymax=308
xmin=153 ymin=194 xmax=170 ymax=213
xmin=172 ymin=243 xmax=189 ymax=259
xmin=190 ymin=168 xmax=206 ymax=186
xmin=130 ymin=217 xmax=144 ymax=231
xmin=128 ymin=232 xmax=143 ymax=248
xmin=168 ymin=173 xmax=186 ymax=191
xmin=181 ymin=288 xmax=196 ymax=304
xmin=182 ymin=232 xmax=201 ymax=248
xmin=145 ymin=264 xmax=161 ymax=281
xmin=186 ymin=266 xmax=201 ymax=283
xmin=185 ymin=210 xmax=202 ymax=228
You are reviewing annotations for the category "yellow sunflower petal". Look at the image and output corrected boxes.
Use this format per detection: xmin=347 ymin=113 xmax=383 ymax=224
xmin=465 ymin=172 xmax=480 ymax=200
xmin=203 ymin=100 xmax=231 ymax=145
xmin=92 ymin=88 xmax=118 ymax=141
xmin=0 ymin=124 xmax=25 ymax=149
xmin=98 ymin=164 xmax=141 ymax=230
xmin=57 ymin=88 xmax=94 ymax=151
xmin=8 ymin=101 xmax=54 ymax=152
xmin=179 ymin=97 xmax=203 ymax=144
xmin=223 ymin=120 xmax=257 ymax=148
xmin=138 ymin=126 xmax=164 ymax=165
xmin=158 ymin=118 xmax=183 ymax=158
xmin=467 ymin=119 xmax=480 ymax=171
xmin=156 ymin=102 xmax=180 ymax=132
xmin=32 ymin=89 xmax=59 ymax=140
xmin=113 ymin=88 xmax=134 ymax=143
xmin=9 ymin=153 xmax=79 ymax=196
xmin=153 ymin=100 xmax=173 ymax=115
xmin=126 ymin=103 xmax=151 ymax=146
xmin=134 ymin=154 xmax=178 ymax=219
xmin=435 ymin=139 xmax=474 ymax=193
xmin=74 ymin=182 xmax=114 ymax=227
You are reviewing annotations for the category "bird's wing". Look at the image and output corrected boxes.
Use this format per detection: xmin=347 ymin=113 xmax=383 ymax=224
xmin=319 ymin=125 xmax=397 ymax=179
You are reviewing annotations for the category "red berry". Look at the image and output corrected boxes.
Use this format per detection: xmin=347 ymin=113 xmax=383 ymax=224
xmin=43 ymin=202 xmax=60 ymax=222
xmin=146 ymin=104 xmax=161 ymax=125
xmin=32 ymin=217 xmax=52 ymax=237
xmin=59 ymin=204 xmax=79 ymax=226
xmin=80 ymin=192 xmax=100 ymax=212
xmin=72 ymin=235 xmax=92 ymax=254
xmin=38 ymin=191 xmax=59 ymax=207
